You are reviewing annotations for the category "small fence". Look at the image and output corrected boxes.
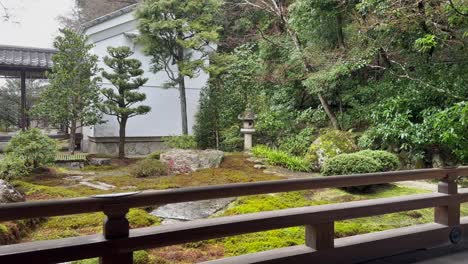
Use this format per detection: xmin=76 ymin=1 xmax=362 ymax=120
xmin=1 ymin=167 xmax=468 ymax=263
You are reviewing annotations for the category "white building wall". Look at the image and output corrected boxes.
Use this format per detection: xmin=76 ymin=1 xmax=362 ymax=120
xmin=83 ymin=10 xmax=206 ymax=141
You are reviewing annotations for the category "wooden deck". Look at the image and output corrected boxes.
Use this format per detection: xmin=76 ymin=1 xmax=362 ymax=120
xmin=365 ymin=244 xmax=468 ymax=263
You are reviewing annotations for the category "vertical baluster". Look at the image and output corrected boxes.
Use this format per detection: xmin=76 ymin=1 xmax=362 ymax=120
xmin=100 ymin=207 xmax=133 ymax=264
xmin=435 ymin=175 xmax=460 ymax=226
xmin=305 ymin=222 xmax=334 ymax=250
xmin=435 ymin=175 xmax=462 ymax=244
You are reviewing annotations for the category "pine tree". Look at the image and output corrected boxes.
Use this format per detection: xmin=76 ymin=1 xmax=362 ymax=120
xmin=99 ymin=46 xmax=151 ymax=159
xmin=137 ymin=0 xmax=222 ymax=134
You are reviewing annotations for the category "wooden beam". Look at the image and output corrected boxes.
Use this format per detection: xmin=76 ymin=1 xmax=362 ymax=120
xmin=202 ymin=223 xmax=454 ymax=264
xmin=20 ymin=70 xmax=26 ymax=130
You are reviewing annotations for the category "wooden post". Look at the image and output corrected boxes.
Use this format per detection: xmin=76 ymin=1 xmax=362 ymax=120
xmin=435 ymin=176 xmax=460 ymax=226
xmin=100 ymin=207 xmax=132 ymax=264
xmin=20 ymin=70 xmax=27 ymax=131
xmin=305 ymin=222 xmax=334 ymax=250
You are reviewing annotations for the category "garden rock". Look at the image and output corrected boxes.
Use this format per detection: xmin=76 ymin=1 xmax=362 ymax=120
xmin=0 ymin=179 xmax=25 ymax=203
xmin=254 ymin=164 xmax=267 ymax=169
xmin=88 ymin=158 xmax=112 ymax=166
xmin=151 ymin=197 xmax=235 ymax=221
xmin=160 ymin=149 xmax=224 ymax=174
xmin=306 ymin=129 xmax=358 ymax=171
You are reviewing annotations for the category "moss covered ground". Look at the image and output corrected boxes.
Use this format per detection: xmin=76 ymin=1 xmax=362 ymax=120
xmin=3 ymin=153 xmax=462 ymax=263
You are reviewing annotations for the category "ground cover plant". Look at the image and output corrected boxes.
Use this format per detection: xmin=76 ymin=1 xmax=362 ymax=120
xmin=252 ymin=145 xmax=311 ymax=172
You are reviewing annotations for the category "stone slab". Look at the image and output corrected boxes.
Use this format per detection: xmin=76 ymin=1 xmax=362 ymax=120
xmin=151 ymin=198 xmax=236 ymax=221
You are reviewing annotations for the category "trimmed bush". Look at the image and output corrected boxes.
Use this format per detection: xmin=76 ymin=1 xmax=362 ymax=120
xmin=0 ymin=155 xmax=31 ymax=180
xmin=6 ymin=129 xmax=57 ymax=169
xmin=164 ymin=135 xmax=197 ymax=149
xmin=357 ymin=150 xmax=399 ymax=171
xmin=252 ymin=145 xmax=310 ymax=172
xmin=321 ymin=153 xmax=381 ymax=177
xmin=130 ymin=159 xmax=167 ymax=178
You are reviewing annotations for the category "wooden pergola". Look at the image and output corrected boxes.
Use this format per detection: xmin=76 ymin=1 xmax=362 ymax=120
xmin=0 ymin=44 xmax=56 ymax=130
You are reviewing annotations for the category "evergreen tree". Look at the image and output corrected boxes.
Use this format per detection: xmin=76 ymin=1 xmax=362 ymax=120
xmin=99 ymin=46 xmax=151 ymax=159
xmin=137 ymin=0 xmax=222 ymax=134
xmin=33 ymin=29 xmax=102 ymax=154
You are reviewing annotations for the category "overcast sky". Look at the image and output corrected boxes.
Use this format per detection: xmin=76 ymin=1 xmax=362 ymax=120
xmin=0 ymin=0 xmax=74 ymax=48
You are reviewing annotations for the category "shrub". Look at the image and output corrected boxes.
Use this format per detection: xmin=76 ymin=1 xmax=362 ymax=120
xmin=321 ymin=153 xmax=381 ymax=176
xmin=252 ymin=145 xmax=310 ymax=172
xmin=6 ymin=129 xmax=57 ymax=169
xmin=146 ymin=151 xmax=161 ymax=160
xmin=130 ymin=159 xmax=167 ymax=178
xmin=0 ymin=155 xmax=31 ymax=180
xmin=357 ymin=150 xmax=399 ymax=171
xmin=164 ymin=135 xmax=197 ymax=149
xmin=279 ymin=127 xmax=316 ymax=157
xmin=306 ymin=129 xmax=358 ymax=169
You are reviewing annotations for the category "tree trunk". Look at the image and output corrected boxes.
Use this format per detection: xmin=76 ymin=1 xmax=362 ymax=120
xmin=69 ymin=120 xmax=77 ymax=154
xmin=178 ymin=76 xmax=189 ymax=135
xmin=119 ymin=117 xmax=127 ymax=159
xmin=336 ymin=12 xmax=346 ymax=49
xmin=318 ymin=94 xmax=340 ymax=130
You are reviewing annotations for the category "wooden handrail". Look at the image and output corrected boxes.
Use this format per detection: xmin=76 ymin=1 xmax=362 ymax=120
xmin=1 ymin=167 xmax=468 ymax=263
xmin=1 ymin=167 xmax=468 ymax=222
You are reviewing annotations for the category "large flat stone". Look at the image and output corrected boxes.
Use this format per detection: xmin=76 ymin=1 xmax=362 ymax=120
xmin=151 ymin=198 xmax=236 ymax=221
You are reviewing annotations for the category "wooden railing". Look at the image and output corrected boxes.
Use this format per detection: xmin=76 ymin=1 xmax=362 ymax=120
xmin=1 ymin=167 xmax=468 ymax=263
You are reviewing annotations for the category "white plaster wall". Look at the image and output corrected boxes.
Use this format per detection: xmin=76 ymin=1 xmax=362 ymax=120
xmin=84 ymin=11 xmax=206 ymax=138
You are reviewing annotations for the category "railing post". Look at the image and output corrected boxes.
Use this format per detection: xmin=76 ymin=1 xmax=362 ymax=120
xmin=435 ymin=175 xmax=460 ymax=226
xmin=100 ymin=206 xmax=132 ymax=264
xmin=305 ymin=222 xmax=334 ymax=250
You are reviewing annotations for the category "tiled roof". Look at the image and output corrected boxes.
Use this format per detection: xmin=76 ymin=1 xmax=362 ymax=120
xmin=0 ymin=45 xmax=56 ymax=70
xmin=82 ymin=4 xmax=138 ymax=31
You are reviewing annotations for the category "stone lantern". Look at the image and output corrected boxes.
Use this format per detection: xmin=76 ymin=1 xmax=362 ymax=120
xmin=238 ymin=108 xmax=257 ymax=151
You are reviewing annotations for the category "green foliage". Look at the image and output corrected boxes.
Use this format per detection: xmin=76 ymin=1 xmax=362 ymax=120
xmin=252 ymin=145 xmax=310 ymax=172
xmin=137 ymin=0 xmax=222 ymax=134
xmin=414 ymin=34 xmax=437 ymax=54
xmin=6 ymin=129 xmax=57 ymax=169
xmin=99 ymin=46 xmax=151 ymax=158
xmin=33 ymin=29 xmax=102 ymax=153
xmin=357 ymin=150 xmax=400 ymax=171
xmin=278 ymin=127 xmax=316 ymax=157
xmin=0 ymin=155 xmax=31 ymax=181
xmin=164 ymin=135 xmax=197 ymax=149
xmin=130 ymin=159 xmax=167 ymax=178
xmin=321 ymin=153 xmax=381 ymax=177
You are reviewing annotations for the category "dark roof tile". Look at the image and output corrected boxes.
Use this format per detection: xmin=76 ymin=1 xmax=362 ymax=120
xmin=0 ymin=45 xmax=55 ymax=70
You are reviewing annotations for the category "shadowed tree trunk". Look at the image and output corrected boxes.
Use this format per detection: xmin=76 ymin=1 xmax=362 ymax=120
xmin=119 ymin=117 xmax=128 ymax=159
xmin=69 ymin=120 xmax=77 ymax=154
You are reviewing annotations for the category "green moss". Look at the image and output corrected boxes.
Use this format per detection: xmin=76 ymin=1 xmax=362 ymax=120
xmin=128 ymin=209 xmax=161 ymax=228
xmin=81 ymin=165 xmax=117 ymax=172
xmin=306 ymin=129 xmax=358 ymax=164
xmin=13 ymin=180 xmax=102 ymax=200
xmin=221 ymin=185 xmax=433 ymax=256
xmin=29 ymin=209 xmax=160 ymax=241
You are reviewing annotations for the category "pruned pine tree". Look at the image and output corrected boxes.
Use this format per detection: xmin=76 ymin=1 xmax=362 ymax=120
xmin=99 ymin=46 xmax=151 ymax=159
xmin=137 ymin=0 xmax=222 ymax=134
